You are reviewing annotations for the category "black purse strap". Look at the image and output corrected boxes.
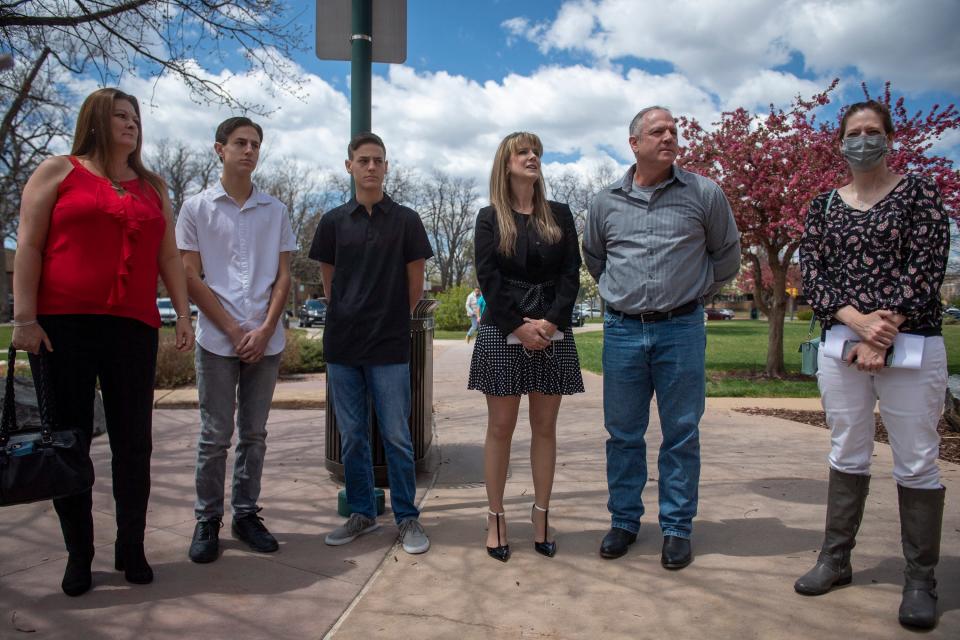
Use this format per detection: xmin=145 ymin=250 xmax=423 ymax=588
xmin=0 ymin=345 xmax=16 ymax=444
xmin=0 ymin=346 xmax=55 ymax=446
xmin=30 ymin=348 xmax=56 ymax=444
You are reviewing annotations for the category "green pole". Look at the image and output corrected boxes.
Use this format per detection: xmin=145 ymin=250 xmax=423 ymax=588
xmin=350 ymin=0 xmax=372 ymax=195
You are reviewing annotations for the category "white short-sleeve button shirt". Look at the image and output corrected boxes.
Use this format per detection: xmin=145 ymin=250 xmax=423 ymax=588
xmin=176 ymin=181 xmax=298 ymax=357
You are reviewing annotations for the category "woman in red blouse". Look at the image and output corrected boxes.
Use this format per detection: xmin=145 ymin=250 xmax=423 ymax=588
xmin=12 ymin=88 xmax=194 ymax=597
xmin=797 ymin=101 xmax=950 ymax=630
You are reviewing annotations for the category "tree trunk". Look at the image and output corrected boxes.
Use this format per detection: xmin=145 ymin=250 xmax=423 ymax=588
xmin=765 ymin=260 xmax=789 ymax=377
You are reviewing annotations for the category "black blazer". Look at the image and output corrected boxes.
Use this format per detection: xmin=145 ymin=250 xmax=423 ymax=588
xmin=474 ymin=201 xmax=581 ymax=334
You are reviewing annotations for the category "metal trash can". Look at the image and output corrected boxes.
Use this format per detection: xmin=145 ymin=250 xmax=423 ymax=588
xmin=324 ymin=298 xmax=439 ymax=486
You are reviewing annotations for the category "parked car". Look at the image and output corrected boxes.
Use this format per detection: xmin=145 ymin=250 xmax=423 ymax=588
xmin=299 ymin=298 xmax=327 ymax=327
xmin=705 ymin=307 xmax=735 ymax=320
xmin=944 ymin=306 xmax=960 ymax=320
xmin=571 ymin=306 xmax=585 ymax=327
xmin=156 ymin=297 xmax=177 ymax=326
xmin=578 ymin=303 xmax=603 ymax=318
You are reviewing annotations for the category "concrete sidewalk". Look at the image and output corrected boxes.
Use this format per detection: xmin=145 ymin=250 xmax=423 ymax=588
xmin=0 ymin=340 xmax=956 ymax=639
xmin=330 ymin=340 xmax=959 ymax=639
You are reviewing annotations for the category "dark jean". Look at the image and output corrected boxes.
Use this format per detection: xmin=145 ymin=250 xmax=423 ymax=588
xmin=602 ymin=306 xmax=705 ymax=538
xmin=326 ymin=362 xmax=418 ymax=523
xmin=36 ymin=314 xmax=158 ymax=555
xmin=194 ymin=346 xmax=281 ymax=521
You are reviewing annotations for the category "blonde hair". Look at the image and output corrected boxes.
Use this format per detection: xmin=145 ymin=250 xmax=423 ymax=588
xmin=488 ymin=131 xmax=561 ymax=256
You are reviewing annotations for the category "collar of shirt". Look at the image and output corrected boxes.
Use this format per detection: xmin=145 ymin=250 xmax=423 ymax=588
xmin=206 ymin=180 xmax=273 ymax=210
xmin=615 ymin=164 xmax=690 ymax=196
xmin=346 ymin=192 xmax=396 ymax=217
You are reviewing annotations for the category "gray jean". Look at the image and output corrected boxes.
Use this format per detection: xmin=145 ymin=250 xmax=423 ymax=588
xmin=194 ymin=345 xmax=281 ymax=521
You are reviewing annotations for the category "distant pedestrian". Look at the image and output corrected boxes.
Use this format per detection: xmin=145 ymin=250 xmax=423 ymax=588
xmin=797 ymin=100 xmax=950 ymax=630
xmin=311 ymin=132 xmax=434 ymax=555
xmin=469 ymin=131 xmax=584 ymax=562
xmin=465 ymin=287 xmax=480 ymax=342
xmin=583 ymin=106 xmax=740 ymax=568
xmin=177 ymin=116 xmax=297 ymax=564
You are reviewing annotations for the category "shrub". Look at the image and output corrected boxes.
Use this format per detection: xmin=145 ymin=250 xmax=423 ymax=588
xmin=796 ymin=309 xmax=814 ymax=321
xmin=280 ymin=329 xmax=325 ymax=374
xmin=154 ymin=329 xmax=324 ymax=388
xmin=154 ymin=334 xmax=196 ymax=388
xmin=435 ymin=285 xmax=474 ymax=331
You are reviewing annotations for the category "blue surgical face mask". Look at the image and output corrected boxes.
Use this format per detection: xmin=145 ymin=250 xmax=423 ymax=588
xmin=841 ymin=134 xmax=888 ymax=171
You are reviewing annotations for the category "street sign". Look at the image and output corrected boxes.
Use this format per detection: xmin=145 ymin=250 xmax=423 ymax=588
xmin=315 ymin=0 xmax=407 ymax=64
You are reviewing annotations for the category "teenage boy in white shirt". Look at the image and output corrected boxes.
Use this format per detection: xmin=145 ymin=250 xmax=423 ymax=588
xmin=176 ymin=117 xmax=297 ymax=563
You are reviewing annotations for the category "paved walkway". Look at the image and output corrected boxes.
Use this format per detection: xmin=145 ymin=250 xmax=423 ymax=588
xmin=0 ymin=340 xmax=957 ymax=639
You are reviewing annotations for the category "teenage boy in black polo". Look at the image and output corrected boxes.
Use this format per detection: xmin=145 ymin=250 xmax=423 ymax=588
xmin=310 ymin=132 xmax=434 ymax=554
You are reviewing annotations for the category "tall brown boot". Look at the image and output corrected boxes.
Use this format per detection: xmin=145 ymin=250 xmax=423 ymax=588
xmin=794 ymin=468 xmax=870 ymax=595
xmin=897 ymin=484 xmax=944 ymax=630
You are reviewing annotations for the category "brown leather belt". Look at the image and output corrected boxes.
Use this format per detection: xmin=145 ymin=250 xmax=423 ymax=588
xmin=608 ymin=300 xmax=700 ymax=322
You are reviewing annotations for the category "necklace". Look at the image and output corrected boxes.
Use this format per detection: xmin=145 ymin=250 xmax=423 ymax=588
xmin=109 ymin=180 xmax=128 ymax=197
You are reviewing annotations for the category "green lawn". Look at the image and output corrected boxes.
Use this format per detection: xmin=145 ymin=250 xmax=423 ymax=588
xmin=575 ymin=321 xmax=960 ymax=398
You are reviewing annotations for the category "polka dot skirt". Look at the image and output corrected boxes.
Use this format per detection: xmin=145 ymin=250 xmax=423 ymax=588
xmin=468 ymin=323 xmax=585 ymax=397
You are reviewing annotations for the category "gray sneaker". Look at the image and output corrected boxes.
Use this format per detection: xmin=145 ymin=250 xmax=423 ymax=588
xmin=399 ymin=518 xmax=430 ymax=554
xmin=325 ymin=513 xmax=380 ymax=546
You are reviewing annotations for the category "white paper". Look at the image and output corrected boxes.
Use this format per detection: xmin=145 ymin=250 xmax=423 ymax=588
xmin=506 ymin=330 xmax=564 ymax=345
xmin=822 ymin=326 xmax=924 ymax=369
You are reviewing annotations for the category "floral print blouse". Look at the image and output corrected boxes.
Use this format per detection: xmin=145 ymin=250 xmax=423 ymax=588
xmin=799 ymin=174 xmax=950 ymax=334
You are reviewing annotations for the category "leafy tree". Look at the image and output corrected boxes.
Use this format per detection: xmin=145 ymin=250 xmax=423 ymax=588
xmin=679 ymin=81 xmax=960 ymax=377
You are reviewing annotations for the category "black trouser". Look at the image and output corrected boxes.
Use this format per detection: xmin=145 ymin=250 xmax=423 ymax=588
xmin=33 ymin=315 xmax=159 ymax=555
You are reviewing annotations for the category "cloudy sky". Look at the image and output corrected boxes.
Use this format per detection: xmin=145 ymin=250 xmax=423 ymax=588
xmin=107 ymin=0 xmax=960 ymax=188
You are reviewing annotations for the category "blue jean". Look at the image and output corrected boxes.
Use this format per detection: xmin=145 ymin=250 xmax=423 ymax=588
xmin=327 ymin=362 xmax=419 ymax=523
xmin=467 ymin=315 xmax=479 ymax=338
xmin=194 ymin=346 xmax=281 ymax=520
xmin=602 ymin=307 xmax=705 ymax=538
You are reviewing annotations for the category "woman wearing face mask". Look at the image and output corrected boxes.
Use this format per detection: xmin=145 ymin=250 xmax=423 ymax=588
xmin=797 ymin=100 xmax=951 ymax=630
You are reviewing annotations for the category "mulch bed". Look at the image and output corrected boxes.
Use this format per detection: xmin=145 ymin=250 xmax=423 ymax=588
xmin=734 ymin=408 xmax=960 ymax=465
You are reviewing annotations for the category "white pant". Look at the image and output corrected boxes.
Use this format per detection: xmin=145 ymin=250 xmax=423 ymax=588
xmin=817 ymin=336 xmax=947 ymax=489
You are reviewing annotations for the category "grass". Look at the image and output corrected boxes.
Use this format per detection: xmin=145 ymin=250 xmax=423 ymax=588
xmin=575 ymin=320 xmax=960 ymax=398
xmin=435 ymin=329 xmax=469 ymax=340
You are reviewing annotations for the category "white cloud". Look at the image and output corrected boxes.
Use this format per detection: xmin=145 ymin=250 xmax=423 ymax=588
xmin=510 ymin=0 xmax=960 ymax=96
xmin=102 ymin=59 xmax=717 ymax=191
xmin=723 ymin=70 xmax=827 ymax=111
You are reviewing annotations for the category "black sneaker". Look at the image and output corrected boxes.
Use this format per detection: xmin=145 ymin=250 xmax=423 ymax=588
xmin=232 ymin=512 xmax=279 ymax=553
xmin=189 ymin=518 xmax=222 ymax=564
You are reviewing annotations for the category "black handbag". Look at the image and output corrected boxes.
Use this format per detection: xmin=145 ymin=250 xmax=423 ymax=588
xmin=0 ymin=346 xmax=94 ymax=506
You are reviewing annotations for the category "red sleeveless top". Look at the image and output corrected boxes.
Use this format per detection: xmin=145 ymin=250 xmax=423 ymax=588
xmin=37 ymin=156 xmax=166 ymax=328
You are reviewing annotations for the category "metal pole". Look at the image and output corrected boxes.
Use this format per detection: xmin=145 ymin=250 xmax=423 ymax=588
xmin=350 ymin=0 xmax=372 ymax=193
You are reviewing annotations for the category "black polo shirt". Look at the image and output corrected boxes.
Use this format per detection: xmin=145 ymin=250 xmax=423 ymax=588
xmin=309 ymin=194 xmax=433 ymax=365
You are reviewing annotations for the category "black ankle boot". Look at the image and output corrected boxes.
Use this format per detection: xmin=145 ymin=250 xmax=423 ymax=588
xmin=61 ymin=552 xmax=93 ymax=597
xmin=115 ymin=542 xmax=153 ymax=585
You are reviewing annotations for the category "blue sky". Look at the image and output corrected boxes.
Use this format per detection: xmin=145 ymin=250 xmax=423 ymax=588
xmin=115 ymin=0 xmax=960 ymax=184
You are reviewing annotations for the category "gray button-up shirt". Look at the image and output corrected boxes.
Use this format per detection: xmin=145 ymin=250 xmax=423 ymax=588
xmin=582 ymin=164 xmax=741 ymax=313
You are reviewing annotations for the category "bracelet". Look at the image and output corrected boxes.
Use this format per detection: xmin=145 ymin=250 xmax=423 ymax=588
xmin=176 ymin=314 xmax=189 ymax=320
xmin=12 ymin=319 xmax=37 ymax=327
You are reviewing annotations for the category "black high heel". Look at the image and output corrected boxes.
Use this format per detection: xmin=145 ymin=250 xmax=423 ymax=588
xmin=532 ymin=504 xmax=557 ymax=558
xmin=486 ymin=511 xmax=511 ymax=562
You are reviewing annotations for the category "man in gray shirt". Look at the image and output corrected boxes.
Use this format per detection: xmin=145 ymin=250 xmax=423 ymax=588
xmin=583 ymin=106 xmax=740 ymax=568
